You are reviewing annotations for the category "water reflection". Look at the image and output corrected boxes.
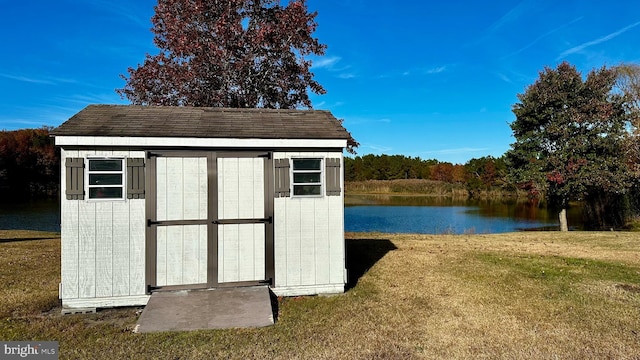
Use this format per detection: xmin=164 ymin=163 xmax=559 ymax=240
xmin=345 ymin=195 xmax=581 ymax=234
xmin=0 ymin=199 xmax=60 ymax=232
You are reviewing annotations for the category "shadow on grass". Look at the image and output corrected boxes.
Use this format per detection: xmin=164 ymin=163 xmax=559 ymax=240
xmin=0 ymin=236 xmax=59 ymax=243
xmin=346 ymin=238 xmax=397 ymax=290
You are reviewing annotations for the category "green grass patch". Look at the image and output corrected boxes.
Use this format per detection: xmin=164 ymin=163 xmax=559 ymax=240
xmin=476 ymin=252 xmax=640 ymax=283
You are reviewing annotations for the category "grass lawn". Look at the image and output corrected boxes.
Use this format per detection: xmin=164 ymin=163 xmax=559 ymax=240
xmin=1 ymin=230 xmax=640 ymax=359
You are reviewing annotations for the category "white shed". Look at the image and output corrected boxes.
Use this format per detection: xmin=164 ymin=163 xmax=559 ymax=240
xmin=51 ymin=105 xmax=350 ymax=310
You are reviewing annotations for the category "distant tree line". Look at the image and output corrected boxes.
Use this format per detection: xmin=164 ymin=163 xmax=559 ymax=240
xmin=344 ymin=154 xmax=512 ymax=197
xmin=0 ymin=127 xmax=59 ymax=201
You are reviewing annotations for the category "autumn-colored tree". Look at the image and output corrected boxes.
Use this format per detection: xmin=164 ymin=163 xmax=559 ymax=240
xmin=118 ymin=0 xmax=325 ymax=109
xmin=117 ymin=0 xmax=361 ymax=153
xmin=506 ymin=62 xmax=633 ymax=231
xmin=429 ymin=162 xmax=455 ymax=183
xmin=615 ymin=63 xmax=640 ymax=116
xmin=465 ymin=156 xmax=508 ymax=197
xmin=0 ymin=127 xmax=58 ymax=200
xmin=613 ymin=63 xmax=640 ymax=222
xmin=613 ymin=64 xmax=640 ymax=176
xmin=344 ymin=155 xmax=439 ymax=182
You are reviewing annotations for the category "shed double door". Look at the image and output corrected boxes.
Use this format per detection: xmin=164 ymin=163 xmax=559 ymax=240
xmin=146 ymin=151 xmax=274 ymax=291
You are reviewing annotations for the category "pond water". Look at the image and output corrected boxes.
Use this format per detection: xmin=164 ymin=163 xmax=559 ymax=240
xmin=345 ymin=195 xmax=582 ymax=234
xmin=0 ymin=199 xmax=61 ymax=232
xmin=0 ymin=196 xmax=582 ymax=234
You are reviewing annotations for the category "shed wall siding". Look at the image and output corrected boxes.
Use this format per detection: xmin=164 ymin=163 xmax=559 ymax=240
xmin=272 ymin=152 xmax=345 ymax=294
xmin=60 ymin=148 xmax=146 ymax=306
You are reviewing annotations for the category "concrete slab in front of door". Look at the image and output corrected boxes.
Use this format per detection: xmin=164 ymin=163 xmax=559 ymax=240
xmin=134 ymin=286 xmax=275 ymax=333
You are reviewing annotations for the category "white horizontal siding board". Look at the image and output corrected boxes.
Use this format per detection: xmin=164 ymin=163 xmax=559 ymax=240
xmin=129 ymin=199 xmax=146 ymax=295
xmin=93 ymin=148 xmax=113 ymax=156
xmin=271 ymin=284 xmax=344 ymax=297
xmin=60 ymin=149 xmax=80 ymax=300
xmin=55 ymin=136 xmax=347 ymax=149
xmin=63 ymin=295 xmax=150 ymax=309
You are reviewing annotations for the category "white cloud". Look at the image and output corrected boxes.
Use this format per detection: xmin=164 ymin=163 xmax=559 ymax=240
xmin=338 ymin=73 xmax=356 ymax=79
xmin=363 ymin=143 xmax=393 ymax=154
xmin=502 ymin=17 xmax=583 ymax=59
xmin=557 ymin=20 xmax=640 ymax=59
xmin=426 ymin=66 xmax=447 ymax=74
xmin=312 ymin=56 xmax=341 ymax=69
xmin=86 ymin=0 xmax=150 ymax=29
xmin=0 ymin=73 xmax=55 ymax=85
xmin=496 ymin=73 xmax=513 ymax=83
xmin=62 ymin=93 xmax=126 ymax=105
xmin=486 ymin=0 xmax=534 ymax=34
xmin=0 ymin=72 xmax=79 ymax=86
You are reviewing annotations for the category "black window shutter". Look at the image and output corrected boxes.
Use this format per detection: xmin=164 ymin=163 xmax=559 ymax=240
xmin=65 ymin=158 xmax=85 ymax=200
xmin=325 ymin=158 xmax=341 ymax=196
xmin=274 ymin=158 xmax=291 ymax=198
xmin=127 ymin=158 xmax=145 ymax=199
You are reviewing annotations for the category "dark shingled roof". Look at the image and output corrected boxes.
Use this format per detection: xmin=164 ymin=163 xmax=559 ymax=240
xmin=51 ymin=105 xmax=351 ymax=140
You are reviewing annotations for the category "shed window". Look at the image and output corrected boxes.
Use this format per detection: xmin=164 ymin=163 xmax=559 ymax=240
xmin=87 ymin=158 xmax=124 ymax=199
xmin=292 ymin=158 xmax=322 ymax=196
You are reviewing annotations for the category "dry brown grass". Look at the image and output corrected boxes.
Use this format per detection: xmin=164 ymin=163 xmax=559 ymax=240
xmin=346 ymin=179 xmax=469 ymax=197
xmin=1 ymin=230 xmax=640 ymax=359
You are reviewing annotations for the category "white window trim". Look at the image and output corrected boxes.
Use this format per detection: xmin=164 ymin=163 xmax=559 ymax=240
xmin=291 ymin=157 xmax=324 ymax=198
xmin=85 ymin=157 xmax=126 ymax=201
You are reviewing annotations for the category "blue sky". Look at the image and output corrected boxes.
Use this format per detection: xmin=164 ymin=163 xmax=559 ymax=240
xmin=1 ymin=1 xmax=640 ymax=163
